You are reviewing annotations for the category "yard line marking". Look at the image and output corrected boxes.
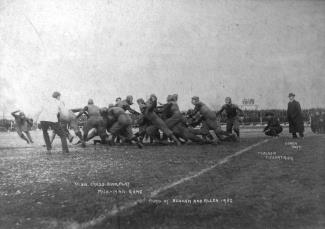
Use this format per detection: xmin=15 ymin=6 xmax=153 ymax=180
xmin=77 ymin=138 xmax=270 ymax=229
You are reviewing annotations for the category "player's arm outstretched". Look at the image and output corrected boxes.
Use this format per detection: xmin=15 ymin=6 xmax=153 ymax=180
xmin=11 ymin=110 xmax=20 ymax=118
xmin=216 ymin=105 xmax=226 ymax=116
xmin=76 ymin=106 xmax=88 ymax=119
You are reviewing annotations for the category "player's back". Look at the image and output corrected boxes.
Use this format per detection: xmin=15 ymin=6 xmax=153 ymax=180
xmin=170 ymin=102 xmax=181 ymax=114
xmin=117 ymin=100 xmax=129 ymax=110
xmin=108 ymin=107 xmax=125 ymax=119
xmin=197 ymin=102 xmax=216 ymax=120
xmin=87 ymin=104 xmax=101 ymax=117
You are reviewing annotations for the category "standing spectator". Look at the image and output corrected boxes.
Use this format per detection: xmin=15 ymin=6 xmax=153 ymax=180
xmin=287 ymin=93 xmax=304 ymax=138
xmin=310 ymin=111 xmax=321 ymax=134
xmin=37 ymin=92 xmax=69 ymax=153
xmin=318 ymin=111 xmax=325 ymax=134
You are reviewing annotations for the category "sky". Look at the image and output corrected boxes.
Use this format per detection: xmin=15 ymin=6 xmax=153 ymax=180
xmin=0 ymin=0 xmax=325 ymax=118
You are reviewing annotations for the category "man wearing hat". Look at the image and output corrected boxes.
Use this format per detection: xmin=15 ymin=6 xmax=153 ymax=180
xmin=287 ymin=93 xmax=304 ymax=138
xmin=263 ymin=112 xmax=283 ymax=137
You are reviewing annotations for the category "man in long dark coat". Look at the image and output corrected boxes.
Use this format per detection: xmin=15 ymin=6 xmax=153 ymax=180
xmin=287 ymin=93 xmax=304 ymax=138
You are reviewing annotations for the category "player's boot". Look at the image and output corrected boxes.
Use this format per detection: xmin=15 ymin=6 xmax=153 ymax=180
xmin=20 ymin=134 xmax=30 ymax=144
xmin=231 ymin=134 xmax=238 ymax=142
xmin=136 ymin=141 xmax=144 ymax=148
xmin=130 ymin=136 xmax=143 ymax=148
xmin=107 ymin=135 xmax=115 ymax=146
xmin=81 ymin=139 xmax=86 ymax=148
xmin=171 ymin=135 xmax=181 ymax=146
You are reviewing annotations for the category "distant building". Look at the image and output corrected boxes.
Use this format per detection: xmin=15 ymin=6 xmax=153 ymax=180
xmin=239 ymin=98 xmax=259 ymax=110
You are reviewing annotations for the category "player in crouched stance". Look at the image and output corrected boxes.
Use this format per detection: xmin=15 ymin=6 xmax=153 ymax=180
xmin=263 ymin=112 xmax=283 ymax=137
xmin=191 ymin=96 xmax=237 ymax=143
xmin=102 ymin=106 xmax=143 ymax=148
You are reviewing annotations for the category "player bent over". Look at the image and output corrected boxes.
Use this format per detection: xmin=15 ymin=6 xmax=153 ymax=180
xmin=263 ymin=112 xmax=283 ymax=137
xmin=11 ymin=110 xmax=34 ymax=144
xmin=76 ymin=99 xmax=107 ymax=147
xmin=163 ymin=95 xmax=210 ymax=144
xmin=141 ymin=94 xmax=181 ymax=146
xmin=103 ymin=106 xmax=143 ymax=148
xmin=135 ymin=98 xmax=159 ymax=143
xmin=117 ymin=95 xmax=139 ymax=115
xmin=191 ymin=96 xmax=236 ymax=143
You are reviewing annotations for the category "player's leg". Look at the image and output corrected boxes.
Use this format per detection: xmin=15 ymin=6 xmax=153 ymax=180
xmin=265 ymin=129 xmax=276 ymax=137
xmin=153 ymin=116 xmax=181 ymax=146
xmin=165 ymin=113 xmax=183 ymax=129
xmin=108 ymin=119 xmax=123 ymax=145
xmin=226 ymin=118 xmax=233 ymax=134
xmin=50 ymin=130 xmax=56 ymax=144
xmin=200 ymin=121 xmax=214 ymax=141
xmin=145 ymin=125 xmax=160 ymax=143
xmin=136 ymin=124 xmax=147 ymax=143
xmin=123 ymin=124 xmax=143 ymax=148
xmin=207 ymin=119 xmax=235 ymax=142
xmin=60 ymin=120 xmax=73 ymax=142
xmin=16 ymin=127 xmax=30 ymax=144
xmin=25 ymin=131 xmax=34 ymax=143
xmin=175 ymin=124 xmax=208 ymax=144
xmin=69 ymin=118 xmax=83 ymax=142
xmin=277 ymin=126 xmax=283 ymax=135
xmin=52 ymin=122 xmax=69 ymax=153
xmin=82 ymin=120 xmax=93 ymax=147
xmin=40 ymin=121 xmax=51 ymax=151
xmin=86 ymin=128 xmax=98 ymax=141
xmin=233 ymin=118 xmax=240 ymax=137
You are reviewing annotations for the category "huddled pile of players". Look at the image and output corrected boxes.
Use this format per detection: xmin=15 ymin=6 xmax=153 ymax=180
xmin=73 ymin=93 xmax=244 ymax=148
xmin=11 ymin=92 xmax=252 ymax=150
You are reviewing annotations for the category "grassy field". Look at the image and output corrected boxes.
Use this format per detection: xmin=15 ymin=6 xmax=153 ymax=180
xmin=0 ymin=128 xmax=324 ymax=229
